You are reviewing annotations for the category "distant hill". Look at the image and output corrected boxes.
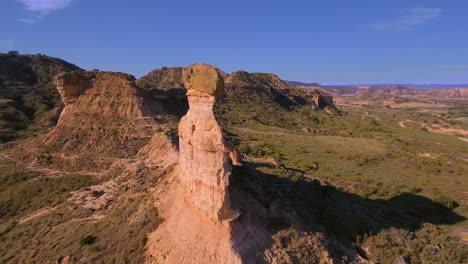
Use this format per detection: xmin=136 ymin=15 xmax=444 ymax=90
xmin=406 ymin=84 xmax=468 ymax=89
xmin=0 ymin=51 xmax=82 ymax=142
xmin=318 ymin=84 xmax=468 ymax=89
xmin=138 ymin=68 xmax=341 ymax=129
xmin=286 ymin=80 xmax=322 ymax=88
xmin=287 ymin=80 xmax=468 ymax=99
xmin=136 ymin=67 xmax=184 ymax=89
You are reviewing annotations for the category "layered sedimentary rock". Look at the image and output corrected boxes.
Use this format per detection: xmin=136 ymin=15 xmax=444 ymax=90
xmin=44 ymin=71 xmax=158 ymax=156
xmin=13 ymin=71 xmax=170 ymax=172
xmin=178 ymin=63 xmax=240 ymax=221
xmin=54 ymin=71 xmax=157 ymax=119
xmin=148 ymin=63 xmax=246 ymax=263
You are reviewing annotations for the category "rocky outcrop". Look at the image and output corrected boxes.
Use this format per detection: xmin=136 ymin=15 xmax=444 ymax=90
xmin=307 ymin=90 xmax=334 ymax=109
xmin=54 ymin=71 xmax=157 ymax=119
xmin=305 ymin=89 xmax=341 ymax=114
xmin=250 ymin=73 xmax=289 ymax=89
xmin=54 ymin=71 xmax=95 ymax=105
xmin=13 ymin=70 xmax=171 ymax=171
xmin=147 ymin=64 xmax=365 ymax=264
xmin=224 ymin=71 xmax=297 ymax=109
xmin=136 ymin=67 xmax=184 ymax=90
xmin=148 ymin=63 xmax=245 ymax=263
xmin=178 ymin=63 xmax=239 ymax=221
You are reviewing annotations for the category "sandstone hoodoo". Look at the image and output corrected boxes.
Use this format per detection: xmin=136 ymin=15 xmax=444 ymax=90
xmin=178 ymin=63 xmax=239 ymax=221
xmin=148 ymin=63 xmax=244 ymax=263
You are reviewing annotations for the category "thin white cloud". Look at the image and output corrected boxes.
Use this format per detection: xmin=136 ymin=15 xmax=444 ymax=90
xmin=365 ymin=7 xmax=443 ymax=32
xmin=17 ymin=18 xmax=37 ymax=24
xmin=0 ymin=40 xmax=16 ymax=47
xmin=18 ymin=0 xmax=73 ymax=13
xmin=17 ymin=0 xmax=75 ymax=23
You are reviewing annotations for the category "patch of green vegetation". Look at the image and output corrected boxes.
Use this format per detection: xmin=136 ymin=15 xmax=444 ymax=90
xmin=0 ymin=161 xmax=170 ymax=263
xmin=362 ymin=225 xmax=468 ymax=264
xmin=223 ymin=96 xmax=467 ymax=263
xmin=361 ymin=126 xmax=393 ymax=133
xmin=80 ymin=235 xmax=96 ymax=246
xmin=89 ymin=245 xmax=101 ymax=253
xmin=0 ymin=173 xmax=99 ymax=220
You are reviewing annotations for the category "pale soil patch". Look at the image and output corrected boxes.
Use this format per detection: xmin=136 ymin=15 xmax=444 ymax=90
xmin=399 ymin=120 xmax=468 ymax=135
xmin=384 ymin=101 xmax=448 ymax=109
xmin=0 ymin=152 xmax=12 ymax=161
xmin=452 ymin=228 xmax=468 ymax=244
xmin=333 ymin=98 xmax=346 ymax=104
xmin=458 ymin=137 xmax=468 ymax=143
xmin=426 ymin=126 xmax=468 ymax=136
xmin=26 ymin=164 xmax=101 ymax=179
xmin=67 ymin=214 xmax=106 ymax=223
xmin=418 ymin=153 xmax=438 ymax=159
xmin=0 ymin=98 xmax=14 ymax=104
xmin=398 ymin=119 xmax=418 ymax=128
xmin=26 ymin=165 xmax=61 ymax=177
xmin=67 ymin=180 xmax=117 ymax=211
xmin=18 ymin=206 xmax=59 ymax=224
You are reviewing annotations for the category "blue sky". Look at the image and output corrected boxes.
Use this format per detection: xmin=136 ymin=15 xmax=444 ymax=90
xmin=1 ymin=0 xmax=467 ymax=84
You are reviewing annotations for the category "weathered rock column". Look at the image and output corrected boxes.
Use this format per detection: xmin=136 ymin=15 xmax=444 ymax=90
xmin=178 ymin=63 xmax=239 ymax=221
xmin=147 ymin=63 xmax=244 ymax=264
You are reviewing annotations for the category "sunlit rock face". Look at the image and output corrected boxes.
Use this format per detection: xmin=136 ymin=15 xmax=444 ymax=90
xmin=14 ymin=71 xmax=163 ymax=171
xmin=178 ymin=63 xmax=239 ymax=221
xmin=147 ymin=63 xmax=244 ymax=263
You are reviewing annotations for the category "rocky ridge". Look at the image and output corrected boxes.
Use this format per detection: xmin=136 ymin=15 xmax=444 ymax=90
xmin=138 ymin=67 xmax=337 ymax=112
xmin=0 ymin=52 xmax=82 ymax=142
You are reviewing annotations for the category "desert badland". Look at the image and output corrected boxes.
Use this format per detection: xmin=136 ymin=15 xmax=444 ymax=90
xmin=0 ymin=51 xmax=466 ymax=264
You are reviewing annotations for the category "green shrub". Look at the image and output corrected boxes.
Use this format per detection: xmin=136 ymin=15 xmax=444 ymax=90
xmin=89 ymin=245 xmax=101 ymax=253
xmin=409 ymin=187 xmax=422 ymax=193
xmin=433 ymin=195 xmax=457 ymax=209
xmin=80 ymin=235 xmax=96 ymax=246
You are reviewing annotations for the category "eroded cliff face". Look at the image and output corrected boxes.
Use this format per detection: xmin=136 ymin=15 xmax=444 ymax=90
xmin=55 ymin=71 xmax=156 ymax=120
xmin=45 ymin=71 xmax=157 ymax=157
xmin=12 ymin=70 xmax=174 ymax=172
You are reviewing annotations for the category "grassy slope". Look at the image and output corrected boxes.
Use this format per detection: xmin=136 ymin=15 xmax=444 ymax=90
xmin=0 ymin=153 xmax=166 ymax=263
xmin=220 ymin=99 xmax=468 ymax=263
